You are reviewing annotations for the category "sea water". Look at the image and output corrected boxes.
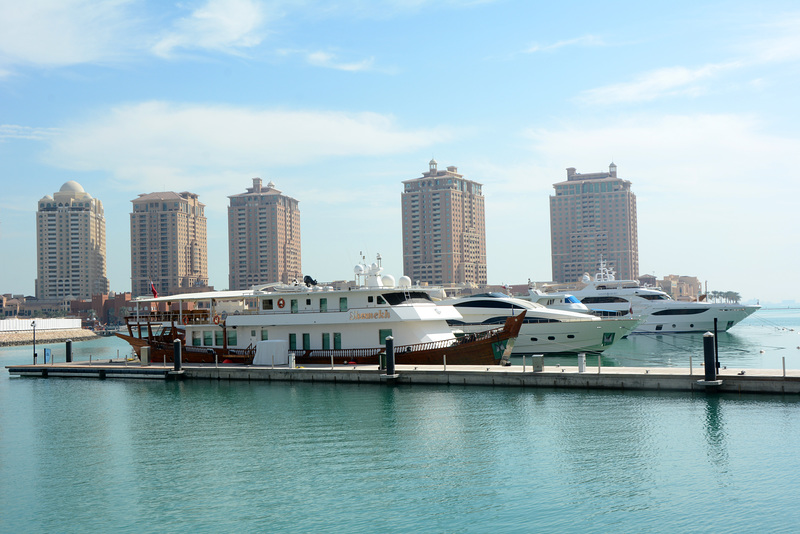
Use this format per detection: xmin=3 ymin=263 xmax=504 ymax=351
xmin=2 ymin=309 xmax=800 ymax=533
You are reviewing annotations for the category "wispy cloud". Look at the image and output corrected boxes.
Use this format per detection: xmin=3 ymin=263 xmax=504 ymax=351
xmin=579 ymin=62 xmax=741 ymax=104
xmin=306 ymin=51 xmax=375 ymax=71
xmin=152 ymin=0 xmax=268 ymax=58
xmin=524 ymin=35 xmax=605 ymax=54
xmin=44 ymin=101 xmax=453 ymax=190
xmin=0 ymin=0 xmax=139 ymax=69
xmin=0 ymin=124 xmax=61 ymax=141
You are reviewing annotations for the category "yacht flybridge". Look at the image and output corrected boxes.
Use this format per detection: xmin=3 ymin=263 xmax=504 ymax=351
xmin=536 ymin=261 xmax=759 ymax=334
xmin=435 ymin=292 xmax=642 ymax=355
xmin=118 ymin=258 xmax=524 ymax=366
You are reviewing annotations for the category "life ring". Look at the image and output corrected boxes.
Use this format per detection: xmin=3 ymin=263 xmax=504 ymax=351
xmin=213 ymin=315 xmax=220 ymax=325
xmin=182 ymin=315 xmax=189 ymax=325
xmin=277 ymin=298 xmax=285 ymax=309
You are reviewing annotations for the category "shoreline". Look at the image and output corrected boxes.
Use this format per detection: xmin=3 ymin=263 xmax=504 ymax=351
xmin=0 ymin=328 xmax=100 ymax=347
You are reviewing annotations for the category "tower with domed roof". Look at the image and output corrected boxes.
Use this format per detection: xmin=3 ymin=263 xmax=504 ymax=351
xmin=36 ymin=181 xmax=109 ymax=300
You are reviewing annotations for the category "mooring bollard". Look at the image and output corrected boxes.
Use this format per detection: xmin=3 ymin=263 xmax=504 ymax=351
xmin=173 ymin=339 xmax=182 ymax=372
xmin=443 ymin=353 xmax=447 ymax=371
xmin=141 ymin=346 xmax=150 ymax=367
xmin=331 ymin=353 xmax=334 ymax=370
xmin=523 ymin=355 xmax=526 ymax=373
xmin=66 ymin=339 xmax=73 ymax=363
xmin=703 ymin=332 xmax=716 ymax=382
xmin=578 ymin=352 xmax=586 ymax=373
xmin=689 ymin=354 xmax=693 ymax=376
xmin=386 ymin=336 xmax=395 ymax=376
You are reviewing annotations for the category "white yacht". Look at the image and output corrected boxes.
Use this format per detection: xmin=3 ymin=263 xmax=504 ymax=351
xmin=538 ymin=262 xmax=760 ymax=334
xmin=437 ymin=292 xmax=641 ymax=355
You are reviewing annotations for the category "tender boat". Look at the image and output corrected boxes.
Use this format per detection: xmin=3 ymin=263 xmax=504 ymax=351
xmin=537 ymin=261 xmax=760 ymax=334
xmin=436 ymin=292 xmax=641 ymax=355
xmin=117 ymin=259 xmax=524 ymax=366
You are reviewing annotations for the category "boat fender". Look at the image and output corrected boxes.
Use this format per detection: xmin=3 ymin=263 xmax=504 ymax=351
xmin=213 ymin=315 xmax=220 ymax=325
xmin=277 ymin=298 xmax=286 ymax=309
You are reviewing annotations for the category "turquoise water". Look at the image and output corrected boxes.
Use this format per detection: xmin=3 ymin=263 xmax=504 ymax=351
xmin=3 ymin=310 xmax=800 ymax=533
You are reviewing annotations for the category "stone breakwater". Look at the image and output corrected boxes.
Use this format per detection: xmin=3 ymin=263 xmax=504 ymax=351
xmin=0 ymin=329 xmax=99 ymax=347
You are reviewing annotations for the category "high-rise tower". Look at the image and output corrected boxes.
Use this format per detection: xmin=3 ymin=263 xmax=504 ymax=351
xmin=36 ymin=181 xmax=109 ymax=300
xmin=228 ymin=178 xmax=301 ymax=289
xmin=130 ymin=191 xmax=208 ymax=297
xmin=401 ymin=160 xmax=487 ymax=286
xmin=550 ymin=163 xmax=639 ymax=282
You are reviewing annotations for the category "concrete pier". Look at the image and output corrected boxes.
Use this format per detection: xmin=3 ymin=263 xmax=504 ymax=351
xmin=7 ymin=361 xmax=800 ymax=395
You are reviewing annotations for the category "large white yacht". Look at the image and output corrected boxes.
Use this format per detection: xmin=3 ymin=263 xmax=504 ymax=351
xmin=537 ymin=262 xmax=759 ymax=334
xmin=436 ymin=292 xmax=641 ymax=355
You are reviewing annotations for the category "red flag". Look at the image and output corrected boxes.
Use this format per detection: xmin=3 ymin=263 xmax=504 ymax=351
xmin=150 ymin=279 xmax=158 ymax=299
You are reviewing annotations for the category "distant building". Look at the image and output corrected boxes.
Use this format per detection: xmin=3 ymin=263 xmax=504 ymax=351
xmin=550 ymin=163 xmax=639 ymax=282
xmin=36 ymin=181 xmax=109 ymax=300
xmin=228 ymin=178 xmax=301 ymax=289
xmin=130 ymin=191 xmax=208 ymax=298
xmin=401 ymin=160 xmax=487 ymax=286
xmin=659 ymin=274 xmax=701 ymax=301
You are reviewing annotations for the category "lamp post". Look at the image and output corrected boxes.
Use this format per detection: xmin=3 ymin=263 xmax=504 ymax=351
xmin=31 ymin=320 xmax=37 ymax=365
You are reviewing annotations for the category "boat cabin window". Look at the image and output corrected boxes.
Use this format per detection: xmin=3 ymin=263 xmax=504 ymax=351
xmin=322 ymin=332 xmax=330 ymax=350
xmin=565 ymin=296 xmax=581 ymax=304
xmin=289 ymin=333 xmax=297 ymax=351
xmin=381 ymin=291 xmax=434 ymax=305
xmin=320 ymin=298 xmax=328 ymax=313
xmin=203 ymin=331 xmax=213 ymax=346
xmin=262 ymin=299 xmax=273 ymax=311
xmin=291 ymin=299 xmax=298 ymax=314
xmin=261 ymin=329 xmax=268 ymax=341
xmin=455 ymin=299 xmax=527 ymax=310
xmin=192 ymin=331 xmax=202 ymax=346
xmin=339 ymin=297 xmax=348 ymax=312
xmin=215 ymin=331 xmax=224 ymax=345
xmin=228 ymin=330 xmax=237 ymax=346
xmin=306 ymin=299 xmax=311 ymax=306
xmin=368 ymin=296 xmax=374 ymax=303
xmin=303 ymin=333 xmax=310 ymax=350
xmin=334 ymin=332 xmax=342 ymax=349
xmin=377 ymin=296 xmax=386 ymax=305
xmin=640 ymin=294 xmax=669 ymax=301
xmin=580 ymin=296 xmax=629 ymax=304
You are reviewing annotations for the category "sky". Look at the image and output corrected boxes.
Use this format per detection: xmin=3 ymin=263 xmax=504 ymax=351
xmin=1 ymin=0 xmax=799 ymax=305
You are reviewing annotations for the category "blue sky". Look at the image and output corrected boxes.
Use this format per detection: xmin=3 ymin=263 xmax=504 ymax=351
xmin=1 ymin=0 xmax=799 ymax=304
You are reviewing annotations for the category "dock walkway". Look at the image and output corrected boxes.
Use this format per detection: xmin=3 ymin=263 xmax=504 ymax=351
xmin=7 ymin=360 xmax=800 ymax=395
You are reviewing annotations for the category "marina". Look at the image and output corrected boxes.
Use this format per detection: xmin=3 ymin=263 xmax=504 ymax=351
xmin=3 ymin=308 xmax=800 ymax=532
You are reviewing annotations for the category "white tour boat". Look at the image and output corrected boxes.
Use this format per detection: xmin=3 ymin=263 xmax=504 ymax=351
xmin=537 ymin=262 xmax=760 ymax=334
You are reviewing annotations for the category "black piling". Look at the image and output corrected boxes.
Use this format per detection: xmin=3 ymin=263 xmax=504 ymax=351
xmin=703 ymin=332 xmax=716 ymax=382
xmin=173 ymin=339 xmax=182 ymax=372
xmin=386 ymin=336 xmax=395 ymax=376
xmin=66 ymin=339 xmax=72 ymax=363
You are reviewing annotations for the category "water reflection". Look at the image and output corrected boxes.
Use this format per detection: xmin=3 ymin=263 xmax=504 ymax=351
xmin=702 ymin=395 xmax=729 ymax=469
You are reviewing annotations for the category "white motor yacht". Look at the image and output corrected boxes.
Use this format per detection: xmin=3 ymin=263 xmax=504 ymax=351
xmin=437 ymin=292 xmax=641 ymax=355
xmin=538 ymin=261 xmax=760 ymax=334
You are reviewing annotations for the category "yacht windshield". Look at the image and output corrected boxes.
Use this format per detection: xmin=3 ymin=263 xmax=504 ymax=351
xmin=640 ymin=294 xmax=670 ymax=301
xmin=381 ymin=291 xmax=434 ymax=305
xmin=565 ymin=296 xmax=581 ymax=304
